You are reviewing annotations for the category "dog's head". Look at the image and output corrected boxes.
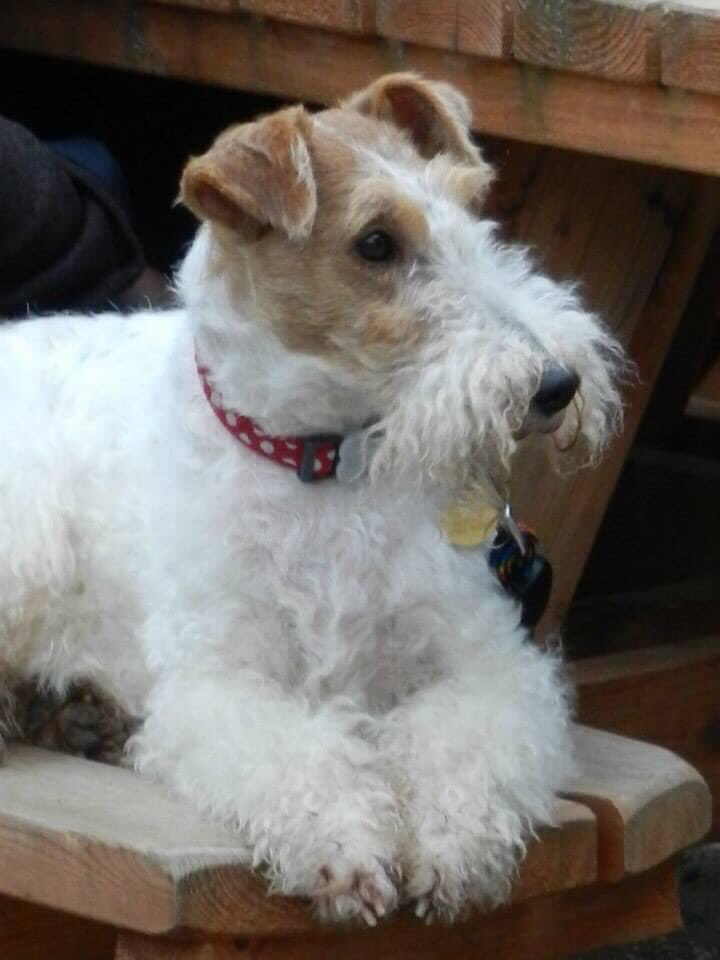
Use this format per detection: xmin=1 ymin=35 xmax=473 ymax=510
xmin=180 ymin=73 xmax=625 ymax=493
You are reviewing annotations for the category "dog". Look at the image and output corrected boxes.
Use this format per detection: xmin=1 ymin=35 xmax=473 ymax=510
xmin=0 ymin=73 xmax=624 ymax=923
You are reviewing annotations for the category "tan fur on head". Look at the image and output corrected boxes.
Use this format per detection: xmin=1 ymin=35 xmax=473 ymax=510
xmin=344 ymin=72 xmax=494 ymax=203
xmin=178 ymin=74 xmax=498 ymax=365
xmin=180 ymin=105 xmax=317 ymax=242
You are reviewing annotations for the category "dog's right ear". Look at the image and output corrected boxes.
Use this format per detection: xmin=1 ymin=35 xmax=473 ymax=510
xmin=180 ymin=106 xmax=317 ymax=242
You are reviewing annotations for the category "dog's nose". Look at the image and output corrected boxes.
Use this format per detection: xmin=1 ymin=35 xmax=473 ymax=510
xmin=532 ymin=365 xmax=580 ymax=417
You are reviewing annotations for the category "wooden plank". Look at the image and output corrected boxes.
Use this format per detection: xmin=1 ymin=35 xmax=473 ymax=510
xmin=573 ymin=637 xmax=720 ymax=831
xmin=686 ymin=354 xmax=720 ymax=420
xmin=0 ymin=893 xmax=116 ymax=960
xmin=508 ymin=173 xmax=720 ymax=632
xmin=458 ymin=0 xmax=513 ymax=58
xmin=0 ymin=744 xmax=594 ymax=938
xmin=512 ymin=799 xmax=597 ymax=901
xmin=116 ymin=935 xmax=240 ymax=959
xmin=4 ymin=0 xmax=720 ymax=175
xmin=148 ymin=0 xmax=375 ymax=34
xmin=376 ymin=0 xmax=459 ymax=50
xmin=513 ymin=0 xmax=661 ymax=83
xmin=663 ymin=5 xmax=720 ymax=95
xmin=563 ymin=726 xmax=711 ymax=881
xmin=244 ymin=862 xmax=681 ymax=960
xmin=0 ymin=745 xmax=313 ymax=937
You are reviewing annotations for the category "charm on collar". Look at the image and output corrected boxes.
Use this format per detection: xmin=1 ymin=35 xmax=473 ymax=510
xmin=489 ymin=505 xmax=553 ymax=629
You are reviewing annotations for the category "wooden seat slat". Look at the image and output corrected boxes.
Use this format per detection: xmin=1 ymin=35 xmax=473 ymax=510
xmin=0 ymin=723 xmax=710 ymax=938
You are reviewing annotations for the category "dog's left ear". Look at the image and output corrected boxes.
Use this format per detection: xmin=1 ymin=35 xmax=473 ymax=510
xmin=180 ymin=106 xmax=316 ymax=242
xmin=346 ymin=73 xmax=490 ymax=170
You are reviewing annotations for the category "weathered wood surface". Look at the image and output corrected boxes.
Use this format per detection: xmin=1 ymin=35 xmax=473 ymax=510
xmin=574 ymin=636 xmax=720 ymax=831
xmin=563 ymin=725 xmax=712 ymax=881
xmin=116 ymin=862 xmax=680 ymax=960
xmin=261 ymin=862 xmax=681 ymax=959
xmin=0 ymin=724 xmax=708 ymax=940
xmin=0 ymin=743 xmax=596 ymax=937
xmin=4 ymin=0 xmax=720 ymax=174
xmin=129 ymin=0 xmax=720 ymax=101
xmin=84 ymin=0 xmax=720 ymax=95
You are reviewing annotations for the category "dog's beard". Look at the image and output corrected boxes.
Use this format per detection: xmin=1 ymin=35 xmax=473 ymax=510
xmin=366 ymin=336 xmax=624 ymax=494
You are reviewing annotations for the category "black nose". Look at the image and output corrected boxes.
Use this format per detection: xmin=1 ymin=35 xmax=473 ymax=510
xmin=532 ymin=366 xmax=580 ymax=417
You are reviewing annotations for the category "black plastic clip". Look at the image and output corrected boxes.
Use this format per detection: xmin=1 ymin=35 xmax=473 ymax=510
xmin=297 ymin=434 xmax=342 ymax=483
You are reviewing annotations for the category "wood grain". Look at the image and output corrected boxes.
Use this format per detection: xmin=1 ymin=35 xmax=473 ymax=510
xmin=663 ymin=6 xmax=720 ymax=95
xmin=0 ymin=893 xmax=115 ymax=960
xmin=148 ymin=0 xmax=375 ymax=33
xmin=4 ymin=0 xmax=720 ymax=175
xmin=245 ymin=862 xmax=681 ymax=960
xmin=376 ymin=0 xmax=458 ymax=49
xmin=0 ymin=744 xmax=594 ymax=938
xmin=116 ymin=934 xmax=241 ymax=959
xmin=458 ymin=0 xmax=513 ymax=57
xmin=513 ymin=0 xmax=661 ymax=83
xmin=573 ymin=637 xmax=720 ymax=830
xmin=564 ymin=725 xmax=711 ymax=881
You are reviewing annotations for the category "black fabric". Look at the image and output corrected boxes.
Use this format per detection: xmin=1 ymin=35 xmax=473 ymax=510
xmin=0 ymin=116 xmax=144 ymax=318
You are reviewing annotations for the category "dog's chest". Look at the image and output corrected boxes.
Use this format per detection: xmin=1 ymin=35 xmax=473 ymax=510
xmin=195 ymin=470 xmax=462 ymax=704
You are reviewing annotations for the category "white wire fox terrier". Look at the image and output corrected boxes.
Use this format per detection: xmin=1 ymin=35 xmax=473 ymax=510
xmin=0 ymin=73 xmax=624 ymax=923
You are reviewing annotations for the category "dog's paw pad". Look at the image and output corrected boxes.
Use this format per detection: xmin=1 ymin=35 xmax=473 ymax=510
xmin=314 ymin=861 xmax=397 ymax=925
xmin=14 ymin=681 xmax=137 ymax=764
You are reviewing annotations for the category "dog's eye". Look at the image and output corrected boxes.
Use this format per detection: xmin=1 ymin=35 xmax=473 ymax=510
xmin=354 ymin=231 xmax=396 ymax=263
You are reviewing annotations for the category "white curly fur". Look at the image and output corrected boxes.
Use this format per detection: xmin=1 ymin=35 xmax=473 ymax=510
xmin=0 ymin=76 xmax=623 ymax=923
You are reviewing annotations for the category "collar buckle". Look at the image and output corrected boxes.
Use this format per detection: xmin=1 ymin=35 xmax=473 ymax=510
xmin=297 ymin=434 xmax=342 ymax=483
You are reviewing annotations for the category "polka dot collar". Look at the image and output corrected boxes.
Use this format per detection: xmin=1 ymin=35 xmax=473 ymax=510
xmin=197 ymin=361 xmax=341 ymax=482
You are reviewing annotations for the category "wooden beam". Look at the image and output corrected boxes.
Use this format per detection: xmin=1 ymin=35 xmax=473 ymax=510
xmin=513 ymin=0 xmax=661 ymax=83
xmin=116 ymin=935 xmax=240 ymax=959
xmin=457 ymin=0 xmax=513 ymax=58
xmin=0 ymin=743 xmax=595 ymax=939
xmin=375 ymin=0 xmax=459 ymax=50
xmin=0 ymin=893 xmax=115 ymax=960
xmin=3 ymin=0 xmax=720 ymax=175
xmin=573 ymin=637 xmax=720 ymax=831
xmin=241 ymin=862 xmax=681 ymax=960
xmin=148 ymin=0 xmax=375 ymax=34
xmin=509 ymin=173 xmax=720 ymax=632
xmin=663 ymin=5 xmax=720 ymax=96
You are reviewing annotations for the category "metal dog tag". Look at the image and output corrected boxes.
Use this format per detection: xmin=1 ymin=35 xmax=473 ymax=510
xmin=335 ymin=428 xmax=383 ymax=483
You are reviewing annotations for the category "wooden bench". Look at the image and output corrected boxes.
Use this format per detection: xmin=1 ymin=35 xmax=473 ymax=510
xmin=0 ymin=724 xmax=711 ymax=959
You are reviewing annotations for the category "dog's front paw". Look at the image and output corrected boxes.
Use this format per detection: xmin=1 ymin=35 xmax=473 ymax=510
xmin=314 ymin=856 xmax=399 ymax=926
xmin=402 ymin=822 xmax=519 ymax=922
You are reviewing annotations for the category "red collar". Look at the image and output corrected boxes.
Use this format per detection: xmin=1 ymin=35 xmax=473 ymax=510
xmin=197 ymin=361 xmax=341 ymax=481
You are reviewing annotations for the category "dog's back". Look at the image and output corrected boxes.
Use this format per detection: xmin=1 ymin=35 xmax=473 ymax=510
xmin=0 ymin=310 xmax=181 ymax=702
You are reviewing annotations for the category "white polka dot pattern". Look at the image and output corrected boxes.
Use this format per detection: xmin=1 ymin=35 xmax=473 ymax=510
xmin=197 ymin=360 xmax=339 ymax=480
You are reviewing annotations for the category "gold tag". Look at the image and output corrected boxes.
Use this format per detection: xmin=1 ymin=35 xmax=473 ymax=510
xmin=442 ymin=499 xmax=499 ymax=547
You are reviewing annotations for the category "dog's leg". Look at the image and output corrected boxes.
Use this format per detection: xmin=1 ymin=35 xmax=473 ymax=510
xmin=10 ymin=680 xmax=137 ymax=763
xmin=382 ymin=629 xmax=573 ymax=920
xmin=132 ymin=666 xmax=401 ymax=924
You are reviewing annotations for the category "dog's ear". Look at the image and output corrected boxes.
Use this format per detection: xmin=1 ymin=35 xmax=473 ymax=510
xmin=346 ymin=73 xmax=489 ymax=169
xmin=180 ymin=106 xmax=317 ymax=242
